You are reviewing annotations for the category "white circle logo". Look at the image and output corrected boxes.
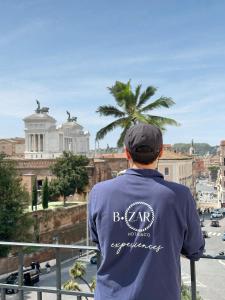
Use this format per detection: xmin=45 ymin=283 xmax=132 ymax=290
xmin=124 ymin=201 xmax=155 ymax=232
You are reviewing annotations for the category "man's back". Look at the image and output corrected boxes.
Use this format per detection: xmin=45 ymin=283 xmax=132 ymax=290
xmin=89 ymin=168 xmax=205 ymax=300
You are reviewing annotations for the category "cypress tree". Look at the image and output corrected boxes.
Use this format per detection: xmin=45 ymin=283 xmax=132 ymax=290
xmin=42 ymin=177 xmax=49 ymax=209
xmin=32 ymin=180 xmax=38 ymax=211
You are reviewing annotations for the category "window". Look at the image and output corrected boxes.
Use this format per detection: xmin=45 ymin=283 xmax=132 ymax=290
xmin=165 ymin=167 xmax=169 ymax=176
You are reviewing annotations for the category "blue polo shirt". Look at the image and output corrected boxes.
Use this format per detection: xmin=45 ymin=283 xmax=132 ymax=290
xmin=88 ymin=168 xmax=205 ymax=300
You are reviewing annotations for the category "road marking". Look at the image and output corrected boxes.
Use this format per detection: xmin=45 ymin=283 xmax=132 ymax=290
xmin=181 ymin=273 xmax=207 ymax=288
xmin=207 ymin=232 xmax=221 ymax=237
xmin=218 ymin=260 xmax=225 ymax=268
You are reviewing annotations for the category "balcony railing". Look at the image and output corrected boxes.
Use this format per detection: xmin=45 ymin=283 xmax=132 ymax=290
xmin=0 ymin=241 xmax=225 ymax=300
xmin=0 ymin=241 xmax=98 ymax=300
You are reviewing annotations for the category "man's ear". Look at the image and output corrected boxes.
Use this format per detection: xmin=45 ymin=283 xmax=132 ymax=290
xmin=125 ymin=147 xmax=132 ymax=160
xmin=158 ymin=146 xmax=163 ymax=158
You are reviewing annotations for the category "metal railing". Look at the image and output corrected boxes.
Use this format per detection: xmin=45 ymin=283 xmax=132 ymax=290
xmin=0 ymin=241 xmax=225 ymax=300
xmin=190 ymin=253 xmax=225 ymax=300
xmin=0 ymin=241 xmax=99 ymax=300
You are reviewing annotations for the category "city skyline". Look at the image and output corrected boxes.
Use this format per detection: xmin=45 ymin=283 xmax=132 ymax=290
xmin=0 ymin=1 xmax=225 ymax=148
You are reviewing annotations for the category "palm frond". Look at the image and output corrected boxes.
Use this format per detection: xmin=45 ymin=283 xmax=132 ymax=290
xmin=140 ymin=97 xmax=175 ymax=112
xmin=96 ymin=105 xmax=125 ymax=118
xmin=137 ymin=86 xmax=157 ymax=108
xmin=117 ymin=120 xmax=132 ymax=147
xmin=108 ymin=80 xmax=136 ymax=112
xmin=96 ymin=117 xmax=129 ymax=141
xmin=108 ymin=80 xmax=131 ymax=107
xmin=134 ymin=84 xmax=142 ymax=105
xmin=144 ymin=114 xmax=181 ymax=127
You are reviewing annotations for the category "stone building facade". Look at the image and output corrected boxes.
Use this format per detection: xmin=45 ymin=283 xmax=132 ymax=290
xmin=96 ymin=149 xmax=194 ymax=193
xmin=217 ymin=141 xmax=225 ymax=206
xmin=24 ymin=102 xmax=90 ymax=159
xmin=0 ymin=138 xmax=25 ymax=157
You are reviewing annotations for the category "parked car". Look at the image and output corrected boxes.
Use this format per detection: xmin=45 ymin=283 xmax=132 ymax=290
xmin=210 ymin=212 xmax=223 ymax=219
xmin=90 ymin=254 xmax=97 ymax=265
xmin=5 ymin=268 xmax=39 ymax=294
xmin=202 ymin=230 xmax=208 ymax=238
xmin=222 ymin=233 xmax=225 ymax=241
xmin=200 ymin=219 xmax=204 ymax=227
xmin=211 ymin=220 xmax=220 ymax=227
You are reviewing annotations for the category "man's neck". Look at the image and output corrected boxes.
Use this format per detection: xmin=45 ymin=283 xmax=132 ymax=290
xmin=129 ymin=160 xmax=158 ymax=170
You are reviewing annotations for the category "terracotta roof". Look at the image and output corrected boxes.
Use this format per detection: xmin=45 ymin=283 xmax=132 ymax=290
xmin=96 ymin=150 xmax=192 ymax=160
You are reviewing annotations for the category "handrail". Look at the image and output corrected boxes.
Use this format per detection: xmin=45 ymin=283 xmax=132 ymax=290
xmin=1 ymin=241 xmax=225 ymax=300
xmin=0 ymin=241 xmax=98 ymax=300
xmin=0 ymin=241 xmax=98 ymax=250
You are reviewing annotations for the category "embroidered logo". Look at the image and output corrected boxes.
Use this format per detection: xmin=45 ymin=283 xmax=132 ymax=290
xmin=113 ymin=201 xmax=155 ymax=232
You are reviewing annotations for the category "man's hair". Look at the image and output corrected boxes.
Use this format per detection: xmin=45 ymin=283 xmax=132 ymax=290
xmin=130 ymin=145 xmax=161 ymax=164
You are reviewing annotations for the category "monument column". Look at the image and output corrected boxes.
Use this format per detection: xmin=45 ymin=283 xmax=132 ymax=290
xmin=38 ymin=134 xmax=41 ymax=152
xmin=31 ymin=134 xmax=34 ymax=152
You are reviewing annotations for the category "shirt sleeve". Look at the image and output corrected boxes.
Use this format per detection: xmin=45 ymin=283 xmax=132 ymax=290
xmin=88 ymin=186 xmax=99 ymax=245
xmin=181 ymin=189 xmax=205 ymax=261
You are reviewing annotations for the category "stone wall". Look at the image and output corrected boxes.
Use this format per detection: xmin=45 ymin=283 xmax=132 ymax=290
xmin=0 ymin=204 xmax=87 ymax=275
xmin=32 ymin=204 xmax=87 ymax=243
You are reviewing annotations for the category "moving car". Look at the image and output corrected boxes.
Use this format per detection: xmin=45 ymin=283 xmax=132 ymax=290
xmin=5 ymin=268 xmax=39 ymax=294
xmin=210 ymin=220 xmax=220 ymax=227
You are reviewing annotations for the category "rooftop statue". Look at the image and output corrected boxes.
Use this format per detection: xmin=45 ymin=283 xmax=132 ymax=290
xmin=66 ymin=111 xmax=77 ymax=122
xmin=35 ymin=100 xmax=41 ymax=113
xmin=35 ymin=100 xmax=49 ymax=114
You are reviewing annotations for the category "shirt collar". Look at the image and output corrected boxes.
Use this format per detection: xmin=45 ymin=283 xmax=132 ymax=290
xmin=125 ymin=168 xmax=164 ymax=179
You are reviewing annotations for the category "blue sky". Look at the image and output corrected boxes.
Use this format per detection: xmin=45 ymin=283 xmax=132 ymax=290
xmin=0 ymin=0 xmax=224 ymax=148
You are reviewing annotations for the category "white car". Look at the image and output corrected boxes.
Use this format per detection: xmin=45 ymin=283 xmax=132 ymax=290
xmin=210 ymin=212 xmax=223 ymax=219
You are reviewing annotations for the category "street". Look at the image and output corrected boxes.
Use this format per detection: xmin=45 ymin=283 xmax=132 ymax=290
xmin=181 ymin=213 xmax=225 ymax=300
xmin=2 ymin=179 xmax=225 ymax=300
xmin=2 ymin=255 xmax=97 ymax=300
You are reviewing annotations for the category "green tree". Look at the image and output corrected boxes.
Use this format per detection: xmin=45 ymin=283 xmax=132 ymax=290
xmin=0 ymin=154 xmax=32 ymax=256
xmin=32 ymin=179 xmax=38 ymax=211
xmin=96 ymin=80 xmax=179 ymax=147
xmin=42 ymin=177 xmax=49 ymax=209
xmin=49 ymin=152 xmax=89 ymax=206
xmin=63 ymin=261 xmax=96 ymax=298
xmin=208 ymin=165 xmax=219 ymax=182
xmin=181 ymin=283 xmax=203 ymax=300
xmin=63 ymin=263 xmax=201 ymax=300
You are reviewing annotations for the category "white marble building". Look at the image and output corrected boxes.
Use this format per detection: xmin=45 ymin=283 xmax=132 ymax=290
xmin=24 ymin=102 xmax=90 ymax=159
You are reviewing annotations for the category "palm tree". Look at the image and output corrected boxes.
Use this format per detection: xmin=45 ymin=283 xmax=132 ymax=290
xmin=63 ymin=262 xmax=96 ymax=299
xmin=96 ymin=80 xmax=180 ymax=147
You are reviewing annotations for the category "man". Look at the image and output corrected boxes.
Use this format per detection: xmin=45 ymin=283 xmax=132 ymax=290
xmin=89 ymin=123 xmax=205 ymax=300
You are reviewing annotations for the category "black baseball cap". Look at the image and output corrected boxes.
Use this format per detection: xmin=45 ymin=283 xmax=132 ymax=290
xmin=124 ymin=123 xmax=163 ymax=164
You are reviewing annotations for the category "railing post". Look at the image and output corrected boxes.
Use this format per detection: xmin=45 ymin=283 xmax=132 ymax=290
xmin=18 ymin=248 xmax=24 ymax=300
xmin=190 ymin=260 xmax=197 ymax=300
xmin=55 ymin=247 xmax=62 ymax=300
xmin=37 ymin=290 xmax=42 ymax=300
xmin=77 ymin=296 xmax=82 ymax=300
xmin=1 ymin=288 xmax=6 ymax=300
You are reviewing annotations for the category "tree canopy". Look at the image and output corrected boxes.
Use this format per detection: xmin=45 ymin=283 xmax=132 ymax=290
xmin=96 ymin=80 xmax=179 ymax=147
xmin=49 ymin=152 xmax=89 ymax=205
xmin=0 ymin=154 xmax=32 ymax=256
